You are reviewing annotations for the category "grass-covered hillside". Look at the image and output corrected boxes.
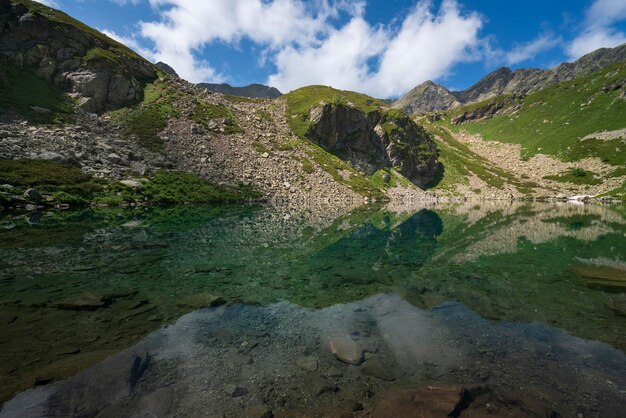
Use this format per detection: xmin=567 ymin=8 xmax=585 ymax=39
xmin=12 ymin=0 xmax=144 ymax=62
xmin=439 ymin=62 xmax=626 ymax=167
xmin=429 ymin=61 xmax=626 ymax=199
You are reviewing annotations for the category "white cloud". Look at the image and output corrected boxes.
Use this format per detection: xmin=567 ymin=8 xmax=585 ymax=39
xmin=101 ymin=29 xmax=155 ymax=60
xmin=136 ymin=0 xmax=349 ymax=83
xmin=505 ymin=34 xmax=561 ymax=65
xmin=112 ymin=0 xmax=484 ymax=97
xmin=566 ymin=0 xmax=626 ymax=59
xmin=364 ymin=0 xmax=483 ymax=97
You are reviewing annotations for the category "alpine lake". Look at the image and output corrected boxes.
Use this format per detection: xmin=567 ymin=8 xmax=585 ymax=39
xmin=0 ymin=201 xmax=625 ymax=417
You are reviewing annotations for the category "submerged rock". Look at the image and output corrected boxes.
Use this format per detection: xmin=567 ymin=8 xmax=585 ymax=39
xmin=23 ymin=188 xmax=42 ymax=202
xmin=52 ymin=293 xmax=110 ymax=311
xmin=296 ymin=356 xmax=318 ymax=372
xmin=176 ymin=293 xmax=225 ymax=309
xmin=241 ymin=405 xmax=273 ymax=418
xmin=223 ymin=384 xmax=248 ymax=398
xmin=329 ymin=336 xmax=364 ymax=365
xmin=574 ymin=265 xmax=626 ymax=290
xmin=361 ymin=358 xmax=395 ymax=381
xmin=609 ymin=295 xmax=626 ymax=317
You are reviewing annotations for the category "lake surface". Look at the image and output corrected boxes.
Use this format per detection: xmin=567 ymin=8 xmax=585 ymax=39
xmin=0 ymin=202 xmax=625 ymax=417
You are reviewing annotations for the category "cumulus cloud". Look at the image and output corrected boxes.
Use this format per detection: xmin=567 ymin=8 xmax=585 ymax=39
xmin=136 ymin=0 xmax=350 ymax=83
xmin=505 ymin=33 xmax=561 ymax=65
xmin=101 ymin=29 xmax=155 ymax=60
xmin=132 ymin=0 xmax=484 ymax=97
xmin=365 ymin=0 xmax=483 ymax=97
xmin=566 ymin=0 xmax=626 ymax=59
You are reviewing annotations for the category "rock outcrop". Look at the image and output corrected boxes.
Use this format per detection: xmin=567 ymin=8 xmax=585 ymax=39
xmin=307 ymin=103 xmax=438 ymax=187
xmin=199 ymin=83 xmax=282 ymax=99
xmin=0 ymin=0 xmax=156 ymax=112
xmin=155 ymin=61 xmax=178 ymax=77
xmin=395 ymin=42 xmax=626 ymax=115
xmin=450 ymin=95 xmax=523 ymax=125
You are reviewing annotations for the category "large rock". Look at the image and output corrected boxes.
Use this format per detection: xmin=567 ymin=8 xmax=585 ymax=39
xmin=176 ymin=293 xmax=225 ymax=309
xmin=23 ymin=188 xmax=42 ymax=202
xmin=52 ymin=293 xmax=110 ymax=311
xmin=329 ymin=336 xmax=364 ymax=365
xmin=307 ymin=103 xmax=438 ymax=187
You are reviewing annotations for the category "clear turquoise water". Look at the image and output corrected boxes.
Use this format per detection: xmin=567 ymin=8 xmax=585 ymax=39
xmin=1 ymin=202 xmax=625 ymax=416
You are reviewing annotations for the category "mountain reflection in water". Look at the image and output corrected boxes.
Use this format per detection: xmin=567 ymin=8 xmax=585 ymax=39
xmin=1 ymin=202 xmax=625 ymax=416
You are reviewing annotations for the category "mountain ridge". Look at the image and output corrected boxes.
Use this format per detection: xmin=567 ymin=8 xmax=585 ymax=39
xmin=395 ymin=43 xmax=626 ymax=115
xmin=199 ymin=82 xmax=282 ymax=99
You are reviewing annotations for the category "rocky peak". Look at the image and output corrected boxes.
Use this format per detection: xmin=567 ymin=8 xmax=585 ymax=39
xmin=0 ymin=0 xmax=156 ymax=113
xmin=393 ymin=80 xmax=461 ymax=115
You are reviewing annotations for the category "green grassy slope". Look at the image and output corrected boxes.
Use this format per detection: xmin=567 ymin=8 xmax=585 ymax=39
xmin=0 ymin=159 xmax=260 ymax=207
xmin=440 ymin=62 xmax=626 ymax=167
xmin=430 ymin=62 xmax=626 ymax=198
xmin=422 ymin=121 xmax=538 ymax=194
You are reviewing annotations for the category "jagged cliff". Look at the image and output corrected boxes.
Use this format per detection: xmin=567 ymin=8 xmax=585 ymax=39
xmin=307 ymin=103 xmax=438 ymax=187
xmin=285 ymin=86 xmax=438 ymax=188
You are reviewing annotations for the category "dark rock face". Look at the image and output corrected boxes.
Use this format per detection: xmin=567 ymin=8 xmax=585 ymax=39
xmin=199 ymin=83 xmax=282 ymax=99
xmin=155 ymin=61 xmax=178 ymax=77
xmin=307 ymin=104 xmax=438 ymax=187
xmin=450 ymin=95 xmax=523 ymax=125
xmin=396 ymin=42 xmax=626 ymax=115
xmin=0 ymin=1 xmax=156 ymax=113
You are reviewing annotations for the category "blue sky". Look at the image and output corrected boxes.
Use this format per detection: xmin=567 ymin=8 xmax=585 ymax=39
xmin=37 ymin=0 xmax=626 ymax=97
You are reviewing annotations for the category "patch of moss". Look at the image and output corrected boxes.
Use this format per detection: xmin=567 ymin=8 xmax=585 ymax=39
xmin=191 ymin=102 xmax=242 ymax=134
xmin=83 ymin=47 xmax=121 ymax=64
xmin=141 ymin=171 xmax=261 ymax=204
xmin=0 ymin=159 xmax=261 ymax=207
xmin=0 ymin=159 xmax=91 ymax=187
xmin=252 ymin=141 xmax=271 ymax=155
xmin=111 ymin=80 xmax=181 ymax=152
xmin=254 ymin=109 xmax=273 ymax=122
xmin=371 ymin=169 xmax=415 ymax=189
xmin=543 ymin=168 xmax=602 ymax=185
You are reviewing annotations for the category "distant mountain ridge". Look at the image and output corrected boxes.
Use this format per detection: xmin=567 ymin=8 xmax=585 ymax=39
xmin=395 ymin=43 xmax=626 ymax=115
xmin=199 ymin=83 xmax=282 ymax=99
